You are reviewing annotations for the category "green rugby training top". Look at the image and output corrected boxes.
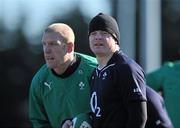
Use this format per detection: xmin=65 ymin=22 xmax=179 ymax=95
xmin=29 ymin=53 xmax=97 ymax=128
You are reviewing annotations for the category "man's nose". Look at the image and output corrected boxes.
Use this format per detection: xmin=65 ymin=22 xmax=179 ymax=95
xmin=44 ymin=46 xmax=51 ymax=53
xmin=95 ymin=33 xmax=103 ymax=40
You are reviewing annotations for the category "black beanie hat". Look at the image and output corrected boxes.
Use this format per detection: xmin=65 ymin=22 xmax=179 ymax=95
xmin=89 ymin=13 xmax=120 ymax=44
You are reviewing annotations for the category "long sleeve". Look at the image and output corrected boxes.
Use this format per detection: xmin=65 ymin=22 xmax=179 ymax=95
xmin=127 ymin=101 xmax=147 ymax=128
xmin=29 ymin=77 xmax=51 ymax=128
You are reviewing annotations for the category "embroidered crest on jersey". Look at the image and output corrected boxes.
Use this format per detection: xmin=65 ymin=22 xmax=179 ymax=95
xmin=102 ymin=72 xmax=107 ymax=80
xmin=79 ymin=81 xmax=85 ymax=90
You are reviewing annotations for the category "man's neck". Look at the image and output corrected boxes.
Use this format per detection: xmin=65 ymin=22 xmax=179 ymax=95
xmin=53 ymin=54 xmax=75 ymax=75
xmin=97 ymin=47 xmax=119 ymax=69
xmin=52 ymin=55 xmax=81 ymax=78
xmin=97 ymin=52 xmax=114 ymax=70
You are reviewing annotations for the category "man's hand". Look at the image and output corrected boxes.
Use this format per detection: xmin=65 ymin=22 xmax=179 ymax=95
xmin=80 ymin=121 xmax=92 ymax=128
xmin=62 ymin=120 xmax=73 ymax=128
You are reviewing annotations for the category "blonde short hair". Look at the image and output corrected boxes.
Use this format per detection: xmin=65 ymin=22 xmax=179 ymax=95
xmin=44 ymin=23 xmax=75 ymax=44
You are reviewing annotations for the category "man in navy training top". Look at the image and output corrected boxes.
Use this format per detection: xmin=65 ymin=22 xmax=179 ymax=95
xmin=88 ymin=13 xmax=147 ymax=128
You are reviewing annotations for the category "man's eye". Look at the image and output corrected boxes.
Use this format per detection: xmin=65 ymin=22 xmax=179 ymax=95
xmin=50 ymin=42 xmax=58 ymax=45
xmin=102 ymin=32 xmax=108 ymax=35
xmin=42 ymin=42 xmax=46 ymax=46
xmin=90 ymin=32 xmax=97 ymax=36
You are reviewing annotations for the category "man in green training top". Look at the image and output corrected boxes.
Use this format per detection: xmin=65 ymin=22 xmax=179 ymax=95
xmin=29 ymin=23 xmax=97 ymax=128
xmin=146 ymin=60 xmax=180 ymax=128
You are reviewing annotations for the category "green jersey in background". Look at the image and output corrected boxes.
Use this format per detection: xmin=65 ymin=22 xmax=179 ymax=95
xmin=146 ymin=60 xmax=180 ymax=128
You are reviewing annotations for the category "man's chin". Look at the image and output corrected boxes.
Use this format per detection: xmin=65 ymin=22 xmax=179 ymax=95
xmin=93 ymin=52 xmax=105 ymax=56
xmin=47 ymin=63 xmax=54 ymax=68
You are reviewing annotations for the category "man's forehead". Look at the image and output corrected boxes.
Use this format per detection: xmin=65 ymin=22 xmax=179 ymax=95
xmin=45 ymin=24 xmax=70 ymax=37
xmin=42 ymin=32 xmax=63 ymax=41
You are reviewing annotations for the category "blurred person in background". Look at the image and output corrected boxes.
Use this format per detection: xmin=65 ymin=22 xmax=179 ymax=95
xmin=146 ymin=60 xmax=180 ymax=128
xmin=145 ymin=86 xmax=173 ymax=128
xmin=29 ymin=23 xmax=97 ymax=128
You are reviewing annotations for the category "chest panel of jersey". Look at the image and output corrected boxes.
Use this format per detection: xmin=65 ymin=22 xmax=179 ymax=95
xmin=42 ymin=69 xmax=91 ymax=127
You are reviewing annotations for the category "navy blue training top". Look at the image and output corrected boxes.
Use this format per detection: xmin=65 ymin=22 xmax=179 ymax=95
xmin=90 ymin=50 xmax=147 ymax=128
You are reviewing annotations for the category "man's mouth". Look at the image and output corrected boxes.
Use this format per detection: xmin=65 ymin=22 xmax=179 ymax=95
xmin=94 ymin=43 xmax=103 ymax=46
xmin=46 ymin=57 xmax=54 ymax=60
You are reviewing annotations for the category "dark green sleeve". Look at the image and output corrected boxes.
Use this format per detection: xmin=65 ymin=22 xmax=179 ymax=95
xmin=29 ymin=76 xmax=51 ymax=128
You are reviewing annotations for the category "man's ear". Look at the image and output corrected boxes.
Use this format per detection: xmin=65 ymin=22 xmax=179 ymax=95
xmin=66 ymin=42 xmax=74 ymax=53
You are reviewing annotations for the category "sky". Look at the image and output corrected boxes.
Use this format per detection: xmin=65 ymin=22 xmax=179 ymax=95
xmin=1 ymin=0 xmax=111 ymax=44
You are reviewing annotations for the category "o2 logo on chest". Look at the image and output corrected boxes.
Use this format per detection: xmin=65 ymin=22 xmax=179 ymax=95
xmin=90 ymin=92 xmax=101 ymax=117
